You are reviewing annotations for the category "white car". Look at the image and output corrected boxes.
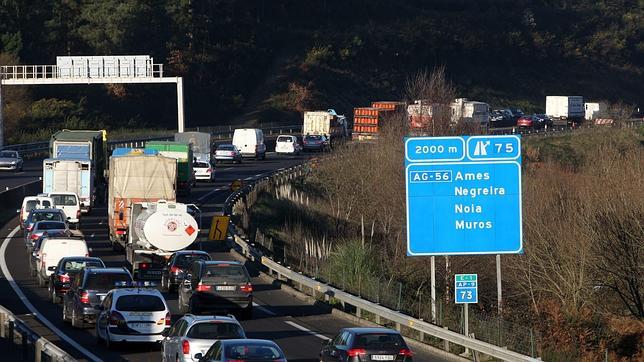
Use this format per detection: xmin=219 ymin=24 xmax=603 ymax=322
xmin=232 ymin=128 xmax=266 ymax=160
xmin=0 ymin=150 xmax=23 ymax=171
xmin=35 ymin=235 xmax=88 ymax=287
xmin=193 ymin=161 xmax=214 ymax=182
xmin=19 ymin=195 xmax=55 ymax=229
xmin=46 ymin=192 xmax=81 ymax=226
xmin=275 ymin=135 xmax=302 ymax=155
xmin=96 ymin=287 xmax=171 ymax=348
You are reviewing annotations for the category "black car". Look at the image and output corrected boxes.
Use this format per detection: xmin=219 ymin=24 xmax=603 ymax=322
xmin=161 ymin=250 xmax=211 ymax=293
xmin=63 ymin=267 xmax=132 ymax=328
xmin=320 ymin=327 xmax=413 ymax=362
xmin=48 ymin=257 xmax=105 ymax=304
xmin=490 ymin=109 xmax=514 ymax=127
xmin=178 ymin=260 xmax=253 ymax=318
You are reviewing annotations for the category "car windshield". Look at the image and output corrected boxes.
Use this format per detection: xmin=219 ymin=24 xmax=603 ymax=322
xmin=175 ymin=254 xmax=210 ymax=269
xmin=353 ymin=333 xmax=406 ymax=349
xmin=0 ymin=151 xmax=16 ymax=158
xmin=187 ymin=322 xmax=245 ymax=339
xmin=202 ymin=264 xmax=249 ymax=283
xmin=305 ymin=135 xmax=322 ymax=141
xmin=51 ymin=195 xmax=77 ymax=206
xmin=64 ymin=260 xmax=103 ymax=272
xmin=25 ymin=200 xmax=38 ymax=212
xmin=85 ymin=273 xmax=131 ymax=290
xmin=33 ymin=212 xmax=64 ymax=222
xmin=224 ymin=343 xmax=283 ymax=360
xmin=193 ymin=162 xmax=210 ymax=168
xmin=115 ymin=294 xmax=166 ymax=312
xmin=218 ymin=145 xmax=235 ymax=151
xmin=36 ymin=221 xmax=66 ymax=230
xmin=277 ymin=136 xmax=293 ymax=143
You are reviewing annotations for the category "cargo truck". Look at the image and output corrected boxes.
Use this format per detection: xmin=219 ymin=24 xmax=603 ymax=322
xmin=49 ymin=129 xmax=108 ymax=202
xmin=546 ymin=96 xmax=584 ymax=126
xmin=303 ymin=109 xmax=348 ymax=146
xmin=145 ymin=141 xmax=195 ymax=195
xmin=43 ymin=159 xmax=93 ymax=212
xmin=407 ymin=100 xmax=451 ymax=132
xmin=174 ymin=132 xmax=211 ymax=163
xmin=108 ymin=151 xmax=177 ymax=251
xmin=450 ymin=98 xmax=490 ymax=127
xmin=352 ymin=102 xmax=405 ymax=141
xmin=127 ymin=200 xmax=199 ymax=280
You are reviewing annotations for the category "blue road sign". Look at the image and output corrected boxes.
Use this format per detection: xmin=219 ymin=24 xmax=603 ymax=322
xmin=455 ymin=274 xmax=478 ymax=304
xmin=405 ymin=135 xmax=522 ymax=255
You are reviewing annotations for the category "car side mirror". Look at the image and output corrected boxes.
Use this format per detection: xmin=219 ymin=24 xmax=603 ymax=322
xmin=194 ymin=353 xmax=203 ymax=360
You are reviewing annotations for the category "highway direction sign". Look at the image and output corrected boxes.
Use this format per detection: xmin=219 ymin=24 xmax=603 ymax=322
xmin=455 ymin=274 xmax=478 ymax=304
xmin=405 ymin=135 xmax=522 ymax=255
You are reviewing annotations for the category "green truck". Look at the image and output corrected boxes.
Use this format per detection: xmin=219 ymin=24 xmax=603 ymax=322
xmin=144 ymin=141 xmax=194 ymax=194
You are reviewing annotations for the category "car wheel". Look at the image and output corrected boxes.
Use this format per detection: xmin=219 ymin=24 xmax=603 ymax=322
xmin=71 ymin=308 xmax=85 ymax=329
xmin=62 ymin=303 xmax=70 ymax=323
xmin=50 ymin=285 xmax=59 ymax=304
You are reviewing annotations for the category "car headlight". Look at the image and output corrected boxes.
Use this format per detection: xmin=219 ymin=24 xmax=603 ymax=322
xmin=10 ymin=161 xmax=16 ymax=164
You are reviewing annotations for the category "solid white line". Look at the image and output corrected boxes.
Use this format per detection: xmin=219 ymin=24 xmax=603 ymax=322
xmin=197 ymin=187 xmax=224 ymax=202
xmin=244 ymin=177 xmax=253 ymax=180
xmin=284 ymin=320 xmax=330 ymax=340
xmin=223 ymin=167 xmax=233 ymax=171
xmin=0 ymin=226 xmax=102 ymax=362
xmin=252 ymin=302 xmax=277 ymax=316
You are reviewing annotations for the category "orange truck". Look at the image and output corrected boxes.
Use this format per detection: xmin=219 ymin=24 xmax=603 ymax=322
xmin=352 ymin=101 xmax=406 ymax=140
xmin=108 ymin=150 xmax=177 ymax=250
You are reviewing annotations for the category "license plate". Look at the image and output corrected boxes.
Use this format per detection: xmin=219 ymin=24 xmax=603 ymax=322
xmin=371 ymin=355 xmax=395 ymax=361
xmin=129 ymin=322 xmax=152 ymax=329
xmin=216 ymin=285 xmax=236 ymax=291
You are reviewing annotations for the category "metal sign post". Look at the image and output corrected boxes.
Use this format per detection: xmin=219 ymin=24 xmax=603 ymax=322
xmin=455 ymin=273 xmax=478 ymax=355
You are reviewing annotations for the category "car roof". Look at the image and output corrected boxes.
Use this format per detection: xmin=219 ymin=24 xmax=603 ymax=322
xmin=34 ymin=220 xmax=66 ymax=225
xmin=84 ymin=267 xmax=129 ymax=274
xmin=180 ymin=314 xmax=239 ymax=324
xmin=175 ymin=250 xmax=210 ymax=256
xmin=343 ymin=327 xmax=402 ymax=334
xmin=221 ymin=339 xmax=278 ymax=345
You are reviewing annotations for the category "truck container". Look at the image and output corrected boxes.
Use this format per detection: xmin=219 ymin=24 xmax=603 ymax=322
xmin=49 ymin=129 xmax=108 ymax=202
xmin=108 ymin=153 xmax=177 ymax=250
xmin=303 ymin=109 xmax=348 ymax=145
xmin=546 ymin=96 xmax=584 ymax=126
xmin=450 ymin=98 xmax=490 ymax=127
xmin=584 ymin=102 xmax=607 ymax=121
xmin=174 ymin=132 xmax=211 ymax=163
xmin=407 ymin=100 xmax=451 ymax=130
xmin=43 ymin=158 xmax=93 ymax=212
xmin=127 ymin=200 xmax=198 ymax=280
xmin=111 ymin=148 xmax=158 ymax=157
xmin=145 ymin=141 xmax=194 ymax=195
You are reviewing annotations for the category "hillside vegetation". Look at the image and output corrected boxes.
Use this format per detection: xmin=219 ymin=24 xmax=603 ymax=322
xmin=0 ymin=0 xmax=642 ymax=142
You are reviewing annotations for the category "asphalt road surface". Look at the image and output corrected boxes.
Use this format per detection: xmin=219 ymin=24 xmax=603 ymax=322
xmin=0 ymin=152 xmax=449 ymax=362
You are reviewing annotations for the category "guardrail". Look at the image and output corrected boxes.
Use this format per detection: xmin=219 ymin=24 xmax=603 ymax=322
xmin=1 ymin=124 xmax=302 ymax=158
xmin=0 ymin=305 xmax=75 ymax=361
xmin=222 ymin=164 xmax=540 ymax=361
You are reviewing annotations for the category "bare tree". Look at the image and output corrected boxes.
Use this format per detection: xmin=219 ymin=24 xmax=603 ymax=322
xmin=404 ymin=66 xmax=456 ymax=136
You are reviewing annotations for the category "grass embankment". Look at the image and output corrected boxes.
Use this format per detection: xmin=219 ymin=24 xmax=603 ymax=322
xmin=244 ymin=125 xmax=643 ymax=359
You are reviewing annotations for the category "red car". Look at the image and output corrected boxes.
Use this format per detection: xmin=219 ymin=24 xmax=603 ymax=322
xmin=516 ymin=115 xmax=536 ymax=128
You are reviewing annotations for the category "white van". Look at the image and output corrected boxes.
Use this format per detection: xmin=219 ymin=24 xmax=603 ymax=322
xmin=19 ymin=195 xmax=55 ymax=229
xmin=36 ymin=235 xmax=89 ymax=287
xmin=46 ymin=192 xmax=81 ymax=226
xmin=232 ymin=128 xmax=266 ymax=160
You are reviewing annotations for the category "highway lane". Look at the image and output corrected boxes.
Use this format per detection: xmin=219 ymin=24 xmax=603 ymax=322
xmin=0 ymin=153 xmax=448 ymax=361
xmin=0 ymin=158 xmax=43 ymax=190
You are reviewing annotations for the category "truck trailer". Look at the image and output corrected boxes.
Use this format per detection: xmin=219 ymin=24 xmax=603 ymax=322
xmin=546 ymin=96 xmax=584 ymax=126
xmin=43 ymin=158 xmax=93 ymax=212
xmin=174 ymin=132 xmax=211 ymax=163
xmin=127 ymin=200 xmax=199 ymax=280
xmin=303 ymin=109 xmax=348 ymax=145
xmin=108 ymin=152 xmax=177 ymax=250
xmin=145 ymin=141 xmax=194 ymax=195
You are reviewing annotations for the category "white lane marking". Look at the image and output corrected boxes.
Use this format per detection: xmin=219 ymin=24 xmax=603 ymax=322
xmin=284 ymin=320 xmax=330 ymax=340
xmin=244 ymin=177 xmax=253 ymax=180
xmin=197 ymin=187 xmax=224 ymax=202
xmin=252 ymin=302 xmax=277 ymax=316
xmin=254 ymin=174 xmax=264 ymax=177
xmin=0 ymin=226 xmax=102 ymax=362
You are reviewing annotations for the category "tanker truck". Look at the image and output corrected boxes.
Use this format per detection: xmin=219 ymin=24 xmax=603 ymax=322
xmin=127 ymin=200 xmax=199 ymax=280
xmin=108 ymin=150 xmax=176 ymax=250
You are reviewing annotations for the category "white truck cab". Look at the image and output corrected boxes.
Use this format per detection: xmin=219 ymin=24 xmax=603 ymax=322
xmin=46 ymin=192 xmax=81 ymax=226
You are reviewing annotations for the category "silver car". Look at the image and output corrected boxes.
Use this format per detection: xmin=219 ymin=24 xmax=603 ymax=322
xmin=162 ymin=314 xmax=246 ymax=362
xmin=214 ymin=144 xmax=242 ymax=164
xmin=26 ymin=220 xmax=69 ymax=249
xmin=0 ymin=150 xmax=23 ymax=171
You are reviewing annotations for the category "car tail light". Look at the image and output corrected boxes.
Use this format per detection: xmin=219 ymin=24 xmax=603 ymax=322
xmin=76 ymin=210 xmax=81 ymax=219
xmin=195 ymin=283 xmax=211 ymax=292
xmin=182 ymin=339 xmax=190 ymax=354
xmin=239 ymin=284 xmax=253 ymax=293
xmin=170 ymin=266 xmax=180 ymax=274
xmin=108 ymin=311 xmax=125 ymax=326
xmin=165 ymin=311 xmax=171 ymax=326
xmin=80 ymin=291 xmax=89 ymax=304
xmin=140 ymin=263 xmax=149 ymax=269
xmin=399 ymin=348 xmax=413 ymax=357
xmin=115 ymin=230 xmax=125 ymax=235
xmin=30 ymin=233 xmax=40 ymax=240
xmin=58 ymin=273 xmax=70 ymax=283
xmin=229 ymin=151 xmax=235 ymax=156
xmin=347 ymin=348 xmax=366 ymax=357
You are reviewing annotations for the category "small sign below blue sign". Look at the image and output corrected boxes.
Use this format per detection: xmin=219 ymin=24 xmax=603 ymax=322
xmin=405 ymin=135 xmax=522 ymax=256
xmin=455 ymin=274 xmax=478 ymax=304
